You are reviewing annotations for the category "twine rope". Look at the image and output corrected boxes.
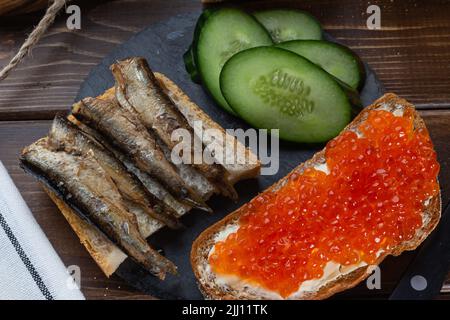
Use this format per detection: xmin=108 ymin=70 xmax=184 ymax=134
xmin=0 ymin=0 xmax=68 ymax=81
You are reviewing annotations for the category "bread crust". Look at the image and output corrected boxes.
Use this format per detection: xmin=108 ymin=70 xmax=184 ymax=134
xmin=191 ymin=93 xmax=442 ymax=300
xmin=44 ymin=186 xmax=127 ymax=277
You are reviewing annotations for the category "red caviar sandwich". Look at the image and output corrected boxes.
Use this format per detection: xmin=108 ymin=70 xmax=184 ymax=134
xmin=191 ymin=93 xmax=441 ymax=299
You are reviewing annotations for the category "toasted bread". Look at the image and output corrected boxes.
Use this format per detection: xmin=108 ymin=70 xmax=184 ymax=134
xmin=191 ymin=93 xmax=442 ymax=300
xmin=44 ymin=73 xmax=260 ymax=277
xmin=44 ymin=186 xmax=127 ymax=277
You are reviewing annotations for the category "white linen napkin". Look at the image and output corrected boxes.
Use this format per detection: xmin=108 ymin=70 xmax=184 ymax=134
xmin=0 ymin=161 xmax=85 ymax=300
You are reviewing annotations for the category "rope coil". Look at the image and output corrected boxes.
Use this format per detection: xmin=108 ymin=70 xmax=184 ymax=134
xmin=0 ymin=0 xmax=68 ymax=81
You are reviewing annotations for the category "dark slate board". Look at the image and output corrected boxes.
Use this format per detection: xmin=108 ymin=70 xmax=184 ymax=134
xmin=76 ymin=11 xmax=385 ymax=300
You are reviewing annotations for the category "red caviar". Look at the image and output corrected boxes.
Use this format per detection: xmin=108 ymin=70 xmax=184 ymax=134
xmin=209 ymin=109 xmax=439 ymax=298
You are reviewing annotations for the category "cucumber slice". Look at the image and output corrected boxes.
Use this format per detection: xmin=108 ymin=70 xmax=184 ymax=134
xmin=276 ymin=40 xmax=366 ymax=90
xmin=183 ymin=45 xmax=201 ymax=84
xmin=253 ymin=9 xmax=322 ymax=43
xmin=194 ymin=8 xmax=273 ymax=115
xmin=220 ymin=47 xmax=351 ymax=143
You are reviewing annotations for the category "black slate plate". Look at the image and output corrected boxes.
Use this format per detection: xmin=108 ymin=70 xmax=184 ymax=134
xmin=76 ymin=11 xmax=385 ymax=299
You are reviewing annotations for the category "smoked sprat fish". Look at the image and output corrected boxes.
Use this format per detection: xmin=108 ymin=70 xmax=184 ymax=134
xmin=71 ymin=96 xmax=211 ymax=212
xmin=111 ymin=57 xmax=237 ymax=200
xmin=67 ymin=114 xmax=192 ymax=217
xmin=20 ymin=139 xmax=177 ymax=279
xmin=19 ymin=56 xmax=261 ymax=282
xmin=48 ymin=115 xmax=182 ymax=229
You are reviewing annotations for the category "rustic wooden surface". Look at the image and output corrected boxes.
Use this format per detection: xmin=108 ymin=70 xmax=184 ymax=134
xmin=0 ymin=0 xmax=48 ymax=16
xmin=0 ymin=0 xmax=449 ymax=299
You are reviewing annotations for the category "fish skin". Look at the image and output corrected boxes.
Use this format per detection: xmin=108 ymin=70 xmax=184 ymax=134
xmin=156 ymin=134 xmax=217 ymax=201
xmin=111 ymin=57 xmax=237 ymax=200
xmin=67 ymin=115 xmax=192 ymax=217
xmin=71 ymin=97 xmax=211 ymax=212
xmin=48 ymin=114 xmax=182 ymax=229
xmin=21 ymin=139 xmax=177 ymax=278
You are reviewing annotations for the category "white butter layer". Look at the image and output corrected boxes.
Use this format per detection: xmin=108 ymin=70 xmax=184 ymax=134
xmin=313 ymin=163 xmax=330 ymax=174
xmin=207 ymin=233 xmax=379 ymax=299
xmin=377 ymin=102 xmax=404 ymax=117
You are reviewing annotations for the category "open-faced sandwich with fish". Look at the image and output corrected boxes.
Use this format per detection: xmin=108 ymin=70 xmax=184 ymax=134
xmin=20 ymin=57 xmax=261 ymax=278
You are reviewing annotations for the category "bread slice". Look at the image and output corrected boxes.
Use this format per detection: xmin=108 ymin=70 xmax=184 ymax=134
xmin=44 ymin=186 xmax=127 ymax=277
xmin=191 ymin=93 xmax=442 ymax=300
xmin=43 ymin=73 xmax=260 ymax=277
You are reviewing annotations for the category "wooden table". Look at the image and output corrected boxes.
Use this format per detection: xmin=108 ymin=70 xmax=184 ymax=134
xmin=0 ymin=0 xmax=449 ymax=299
